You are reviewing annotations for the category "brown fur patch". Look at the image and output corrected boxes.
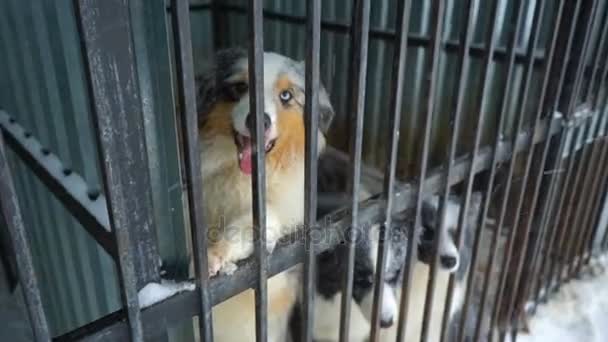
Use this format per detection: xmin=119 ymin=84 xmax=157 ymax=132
xmin=269 ymin=286 xmax=296 ymax=316
xmin=200 ymin=101 xmax=235 ymax=137
xmin=268 ymin=108 xmax=305 ymax=171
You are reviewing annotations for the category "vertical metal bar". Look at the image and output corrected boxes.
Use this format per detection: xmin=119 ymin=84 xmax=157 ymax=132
xmin=368 ymin=1 xmax=412 ymax=341
xmin=500 ymin=0 xmax=569 ymax=323
xmin=246 ymin=0 xmax=268 ymax=341
xmin=421 ymin=1 xmax=476 ymax=341
xmin=567 ymin=13 xmax=608 ymax=274
xmin=584 ymin=7 xmax=608 ymax=106
xmin=572 ymin=118 xmax=608 ymax=275
xmin=0 ymin=133 xmax=51 ymax=342
xmin=338 ymin=0 xmax=370 ymax=340
xmin=531 ymin=16 xmax=591 ymax=302
xmin=449 ymin=2 xmax=503 ymax=341
xmin=581 ymin=127 xmax=608 ymax=266
xmin=558 ymin=6 xmax=605 ymax=274
xmin=454 ymin=0 xmax=526 ymax=340
xmin=484 ymin=1 xmax=547 ymax=337
xmin=495 ymin=0 xmax=584 ymax=326
xmin=395 ymin=1 xmax=445 ymax=341
xmin=530 ymin=8 xmax=608 ymax=307
xmin=531 ymin=154 xmax=567 ymax=309
xmin=495 ymin=1 xmax=563 ymax=332
xmin=581 ymin=58 xmax=608 ymax=261
xmin=540 ymin=128 xmax=581 ymax=295
xmin=301 ymin=0 xmax=321 ymax=341
xmin=564 ymin=117 xmax=604 ymax=277
xmin=544 ymin=0 xmax=600 ymax=293
xmin=564 ymin=1 xmax=602 ymax=119
xmin=170 ymin=0 xmax=214 ymax=341
xmin=73 ymin=1 xmax=166 ymax=340
xmin=551 ymin=122 xmax=590 ymax=288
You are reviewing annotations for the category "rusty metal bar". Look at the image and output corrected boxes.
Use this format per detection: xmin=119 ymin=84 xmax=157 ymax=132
xmin=301 ymin=0 xmax=321 ymax=340
xmin=459 ymin=0 xmax=527 ymax=340
xmin=74 ymin=0 xmax=167 ymax=340
xmin=170 ymin=0 xmax=214 ymax=340
xmin=368 ymin=0 xmax=412 ymax=341
xmin=338 ymin=0 xmax=370 ymax=340
xmin=245 ymin=0 xmax=269 ymax=340
xmin=0 ymin=125 xmax=50 ymax=342
xmin=451 ymin=0 xmax=503 ymax=340
xmin=396 ymin=1 xmax=445 ymax=341
xmin=419 ymin=1 xmax=477 ymax=341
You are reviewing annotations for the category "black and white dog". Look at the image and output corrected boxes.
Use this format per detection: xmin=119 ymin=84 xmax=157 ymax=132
xmin=290 ymin=151 xmax=482 ymax=341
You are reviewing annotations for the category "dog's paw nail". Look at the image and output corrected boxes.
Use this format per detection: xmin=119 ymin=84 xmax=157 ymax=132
xmin=208 ymin=254 xmax=223 ymax=277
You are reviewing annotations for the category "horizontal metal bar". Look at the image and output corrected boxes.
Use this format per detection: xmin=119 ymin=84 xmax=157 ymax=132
xmin=64 ymin=114 xmax=563 ymax=341
xmin=214 ymin=3 xmax=547 ymax=66
xmin=0 ymin=111 xmax=116 ymax=259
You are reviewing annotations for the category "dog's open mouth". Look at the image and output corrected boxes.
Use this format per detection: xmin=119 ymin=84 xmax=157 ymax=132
xmin=233 ymin=131 xmax=276 ymax=175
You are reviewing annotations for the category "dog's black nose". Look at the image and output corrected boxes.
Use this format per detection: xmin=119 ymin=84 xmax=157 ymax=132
xmin=245 ymin=113 xmax=271 ymax=133
xmin=380 ymin=317 xmax=394 ymax=328
xmin=440 ymin=255 xmax=457 ymax=269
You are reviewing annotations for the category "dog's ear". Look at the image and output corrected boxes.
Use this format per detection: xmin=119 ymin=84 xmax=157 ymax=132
xmin=421 ymin=195 xmax=439 ymax=228
xmin=318 ymin=86 xmax=335 ymax=134
xmin=293 ymin=60 xmax=335 ymax=134
xmin=195 ymin=72 xmax=216 ymax=123
xmin=195 ymin=48 xmax=248 ymax=124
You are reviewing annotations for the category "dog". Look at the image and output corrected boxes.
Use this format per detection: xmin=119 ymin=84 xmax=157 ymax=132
xmin=292 ymin=151 xmax=482 ymax=341
xmin=197 ymin=48 xmax=334 ymax=341
xmin=395 ymin=192 xmax=481 ymax=342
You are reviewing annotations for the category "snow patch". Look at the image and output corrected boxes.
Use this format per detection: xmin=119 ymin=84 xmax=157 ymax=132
xmin=518 ymin=256 xmax=608 ymax=342
xmin=138 ymin=280 xmax=195 ymax=308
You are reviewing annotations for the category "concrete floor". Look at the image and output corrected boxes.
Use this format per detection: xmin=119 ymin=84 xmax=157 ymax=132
xmin=0 ymin=261 xmax=33 ymax=342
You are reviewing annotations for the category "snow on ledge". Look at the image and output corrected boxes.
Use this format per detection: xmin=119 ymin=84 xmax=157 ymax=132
xmin=138 ymin=280 xmax=195 ymax=308
xmin=518 ymin=255 xmax=608 ymax=342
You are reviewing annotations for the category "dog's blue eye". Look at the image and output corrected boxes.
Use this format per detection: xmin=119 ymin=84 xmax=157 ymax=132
xmin=279 ymin=90 xmax=292 ymax=103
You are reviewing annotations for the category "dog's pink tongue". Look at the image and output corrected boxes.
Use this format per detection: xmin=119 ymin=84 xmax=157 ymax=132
xmin=238 ymin=144 xmax=253 ymax=175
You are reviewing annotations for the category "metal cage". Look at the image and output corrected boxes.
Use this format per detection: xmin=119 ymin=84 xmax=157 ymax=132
xmin=1 ymin=0 xmax=608 ymax=342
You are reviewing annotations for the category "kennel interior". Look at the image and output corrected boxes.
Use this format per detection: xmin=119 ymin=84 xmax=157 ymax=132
xmin=1 ymin=0 xmax=608 ymax=341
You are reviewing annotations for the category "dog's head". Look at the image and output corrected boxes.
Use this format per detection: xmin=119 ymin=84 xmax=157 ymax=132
xmin=196 ymin=48 xmax=334 ymax=174
xmin=354 ymin=223 xmax=408 ymax=328
xmin=316 ymin=221 xmax=408 ymax=329
xmin=418 ymin=193 xmax=482 ymax=275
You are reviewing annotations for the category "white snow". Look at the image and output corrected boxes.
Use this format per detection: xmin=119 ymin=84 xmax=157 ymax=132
xmin=517 ymin=255 xmax=608 ymax=342
xmin=138 ymin=280 xmax=195 ymax=308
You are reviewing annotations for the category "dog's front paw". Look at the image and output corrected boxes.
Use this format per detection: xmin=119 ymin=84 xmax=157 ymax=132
xmin=208 ymin=243 xmax=241 ymax=277
xmin=221 ymin=262 xmax=238 ymax=275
